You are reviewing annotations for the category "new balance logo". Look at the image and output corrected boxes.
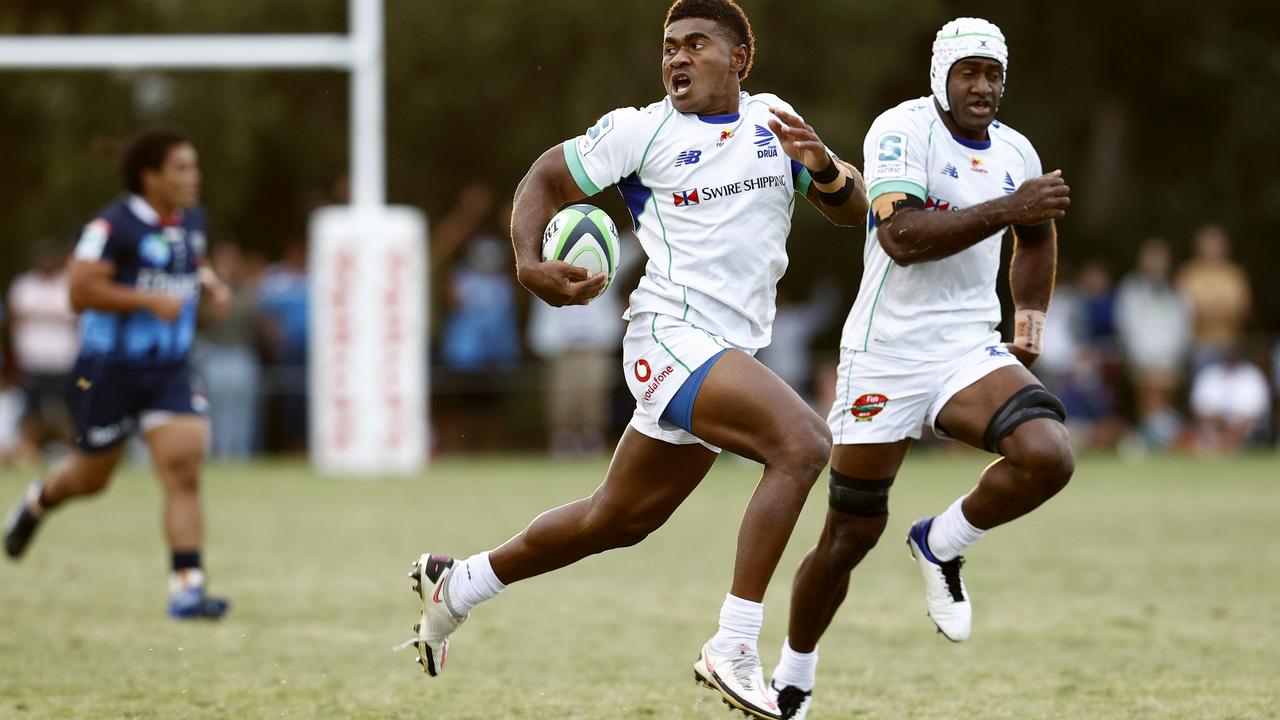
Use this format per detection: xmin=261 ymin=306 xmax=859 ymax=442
xmin=673 ymin=189 xmax=700 ymax=206
xmin=941 ymin=163 xmax=959 ymax=179
xmin=675 ymin=150 xmax=702 ymax=166
xmin=1003 ymin=172 xmax=1016 ymax=194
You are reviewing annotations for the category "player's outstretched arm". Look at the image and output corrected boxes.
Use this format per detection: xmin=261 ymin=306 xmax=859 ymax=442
xmin=510 ymin=146 xmax=607 ymax=307
xmin=1007 ymin=220 xmax=1057 ymax=367
xmin=768 ymin=108 xmax=867 ymax=227
xmin=68 ymin=258 xmax=184 ymax=322
xmin=875 ymin=170 xmax=1070 ymax=266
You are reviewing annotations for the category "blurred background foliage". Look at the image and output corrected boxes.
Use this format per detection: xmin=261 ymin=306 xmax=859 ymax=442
xmin=1 ymin=0 xmax=1278 ymax=332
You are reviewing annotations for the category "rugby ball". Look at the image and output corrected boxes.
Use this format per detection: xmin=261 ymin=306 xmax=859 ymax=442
xmin=541 ymin=203 xmax=620 ymax=295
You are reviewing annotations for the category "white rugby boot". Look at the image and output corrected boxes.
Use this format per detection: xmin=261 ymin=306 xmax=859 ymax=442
xmin=395 ymin=553 xmax=467 ymax=676
xmin=769 ymin=680 xmax=812 ymax=720
xmin=906 ymin=517 xmax=971 ymax=642
xmin=694 ymin=641 xmax=781 ymax=719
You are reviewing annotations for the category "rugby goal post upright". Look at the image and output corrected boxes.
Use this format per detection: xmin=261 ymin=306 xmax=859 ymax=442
xmin=0 ymin=0 xmax=429 ymax=477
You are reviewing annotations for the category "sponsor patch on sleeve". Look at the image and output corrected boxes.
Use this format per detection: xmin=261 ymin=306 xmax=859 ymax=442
xmin=871 ymin=132 xmax=907 ymax=179
xmin=576 ymin=112 xmax=616 ymax=156
xmin=74 ymin=219 xmax=111 ymax=261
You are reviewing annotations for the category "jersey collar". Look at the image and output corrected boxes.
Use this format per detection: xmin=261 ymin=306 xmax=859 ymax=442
xmin=127 ymin=194 xmax=184 ymax=227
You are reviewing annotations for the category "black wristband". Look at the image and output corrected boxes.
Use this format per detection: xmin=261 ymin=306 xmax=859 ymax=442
xmin=817 ymin=177 xmax=857 ymax=206
xmin=809 ymin=156 xmax=840 ymax=185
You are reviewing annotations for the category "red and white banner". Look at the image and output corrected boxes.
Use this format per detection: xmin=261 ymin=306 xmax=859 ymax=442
xmin=309 ymin=205 xmax=427 ymax=476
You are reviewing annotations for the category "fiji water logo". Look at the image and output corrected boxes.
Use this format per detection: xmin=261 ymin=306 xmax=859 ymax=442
xmin=139 ymin=234 xmax=172 ymax=268
xmin=851 ymin=393 xmax=888 ymax=422
xmin=941 ymin=163 xmax=959 ymax=179
xmin=1003 ymin=172 xmax=1016 ymax=194
xmin=753 ymin=125 xmax=778 ymax=158
xmin=673 ymin=188 xmax=700 ymax=206
xmin=716 ymin=129 xmax=734 ymax=147
xmin=675 ymin=150 xmax=702 ymax=167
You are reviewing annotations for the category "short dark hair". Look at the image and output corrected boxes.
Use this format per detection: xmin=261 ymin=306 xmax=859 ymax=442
xmin=122 ymin=129 xmax=190 ymax=194
xmin=664 ymin=0 xmax=755 ymax=80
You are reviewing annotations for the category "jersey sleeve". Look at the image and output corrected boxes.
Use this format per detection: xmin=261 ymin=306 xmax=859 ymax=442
xmin=1023 ymin=140 xmax=1043 ymax=180
xmin=862 ymin=109 xmax=928 ymax=203
xmin=73 ymin=218 xmax=126 ymax=264
xmin=562 ymin=107 xmax=655 ymax=196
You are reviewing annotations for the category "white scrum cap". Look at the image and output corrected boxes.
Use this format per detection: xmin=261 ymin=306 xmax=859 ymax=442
xmin=931 ymin=17 xmax=1008 ymax=112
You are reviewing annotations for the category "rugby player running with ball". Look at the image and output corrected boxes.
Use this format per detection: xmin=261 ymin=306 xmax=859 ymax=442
xmin=398 ymin=2 xmax=865 ymax=717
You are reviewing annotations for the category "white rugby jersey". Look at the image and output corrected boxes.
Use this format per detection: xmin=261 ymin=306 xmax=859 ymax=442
xmin=840 ymin=96 xmax=1042 ymax=359
xmin=563 ymin=91 xmax=813 ymax=350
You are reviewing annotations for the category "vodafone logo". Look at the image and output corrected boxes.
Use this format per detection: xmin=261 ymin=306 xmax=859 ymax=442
xmin=635 ymin=359 xmax=652 ymax=382
xmin=642 ymin=365 xmax=675 ymax=401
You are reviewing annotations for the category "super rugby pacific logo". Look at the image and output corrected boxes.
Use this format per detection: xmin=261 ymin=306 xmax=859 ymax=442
xmin=635 ymin=359 xmax=675 ymax=401
xmin=851 ymin=393 xmax=888 ymax=422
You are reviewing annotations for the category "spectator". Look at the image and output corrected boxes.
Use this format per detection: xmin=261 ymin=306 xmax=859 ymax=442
xmin=7 ymin=243 xmax=78 ymax=462
xmin=527 ymin=233 xmax=638 ymax=456
xmin=756 ymin=282 xmax=839 ymax=406
xmin=1034 ymin=263 xmax=1086 ymax=390
xmin=1077 ymin=259 xmax=1118 ymax=350
xmin=255 ymin=239 xmax=309 ymax=453
xmin=429 ymin=185 xmax=523 ymax=453
xmin=1176 ymin=224 xmax=1251 ymax=371
xmin=440 ymin=235 xmax=521 ymax=372
xmin=1190 ymin=346 xmax=1271 ymax=453
xmin=195 ymin=242 xmax=262 ymax=460
xmin=1115 ymin=238 xmax=1192 ymax=449
xmin=1055 ymin=344 xmax=1127 ymax=450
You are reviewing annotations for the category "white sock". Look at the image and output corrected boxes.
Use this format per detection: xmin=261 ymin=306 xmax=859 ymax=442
xmin=771 ymin=637 xmax=818 ymax=691
xmin=927 ymin=496 xmax=985 ymax=562
xmin=710 ymin=593 xmax=764 ymax=655
xmin=168 ymin=568 xmax=206 ymax=596
xmin=445 ymin=551 xmax=506 ymax=615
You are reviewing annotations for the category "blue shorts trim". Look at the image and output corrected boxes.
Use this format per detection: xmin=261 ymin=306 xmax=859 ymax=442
xmin=659 ymin=348 xmax=729 ymax=433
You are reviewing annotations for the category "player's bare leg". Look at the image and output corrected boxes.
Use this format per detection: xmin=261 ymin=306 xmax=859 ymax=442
xmin=934 ymin=365 xmax=1075 ymax=531
xmin=145 ymin=416 xmax=228 ymax=620
xmin=786 ymin=440 xmax=911 ymax=651
xmin=400 ymin=428 xmax=717 ymax=674
xmin=3 ymin=445 xmax=125 ymax=558
xmin=771 ymin=439 xmax=910 ymax=719
xmin=684 ymin=350 xmax=831 ymax=720
xmin=903 ymin=364 xmax=1072 ymax=641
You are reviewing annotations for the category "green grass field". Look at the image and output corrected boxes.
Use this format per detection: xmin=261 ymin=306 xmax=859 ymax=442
xmin=0 ymin=450 xmax=1277 ymax=719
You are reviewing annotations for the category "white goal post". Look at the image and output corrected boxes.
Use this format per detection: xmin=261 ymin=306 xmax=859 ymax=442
xmin=0 ymin=0 xmax=429 ymax=476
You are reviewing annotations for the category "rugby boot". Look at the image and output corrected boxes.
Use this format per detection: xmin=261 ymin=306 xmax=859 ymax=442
xmin=395 ymin=553 xmax=466 ymax=676
xmin=769 ymin=680 xmax=812 ymax=720
xmin=907 ymin=517 xmax=971 ymax=642
xmin=694 ymin=641 xmax=780 ymax=719
xmin=3 ymin=481 xmax=45 ymax=559
xmin=168 ymin=572 xmax=231 ymax=620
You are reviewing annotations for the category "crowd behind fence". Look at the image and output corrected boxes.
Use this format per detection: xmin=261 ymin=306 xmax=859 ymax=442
xmin=2 ymin=193 xmax=1276 ymax=464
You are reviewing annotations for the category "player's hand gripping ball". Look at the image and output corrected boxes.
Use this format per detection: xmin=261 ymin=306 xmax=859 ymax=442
xmin=541 ymin=204 xmax=620 ymax=299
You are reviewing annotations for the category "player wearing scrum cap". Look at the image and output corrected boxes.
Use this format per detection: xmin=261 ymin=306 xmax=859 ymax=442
xmin=768 ymin=18 xmax=1073 ymax=719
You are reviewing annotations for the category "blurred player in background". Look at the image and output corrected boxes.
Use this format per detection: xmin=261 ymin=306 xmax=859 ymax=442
xmin=398 ymin=1 xmax=866 ymax=717
xmin=2 ymin=130 xmax=233 ymax=620
xmin=770 ymin=18 xmax=1074 ymax=719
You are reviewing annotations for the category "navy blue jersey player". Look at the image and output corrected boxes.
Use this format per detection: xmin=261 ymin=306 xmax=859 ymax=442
xmin=3 ymin=130 xmax=234 ymax=620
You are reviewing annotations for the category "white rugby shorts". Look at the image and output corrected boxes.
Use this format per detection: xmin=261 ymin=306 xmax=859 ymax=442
xmin=826 ymin=333 xmax=1022 ymax=445
xmin=621 ymin=313 xmax=749 ymax=450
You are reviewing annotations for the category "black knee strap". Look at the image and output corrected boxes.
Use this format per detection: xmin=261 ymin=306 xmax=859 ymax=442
xmin=983 ymin=385 xmax=1067 ymax=454
xmin=828 ymin=469 xmax=893 ymax=517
